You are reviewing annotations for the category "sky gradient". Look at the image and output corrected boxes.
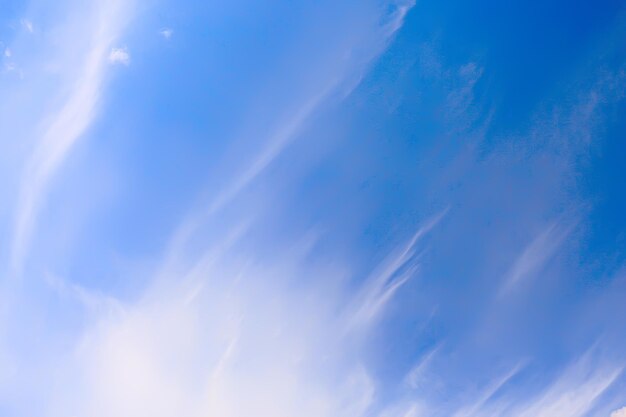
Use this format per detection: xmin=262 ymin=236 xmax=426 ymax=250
xmin=1 ymin=0 xmax=626 ymax=416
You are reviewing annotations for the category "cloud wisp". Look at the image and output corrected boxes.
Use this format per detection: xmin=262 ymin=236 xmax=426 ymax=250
xmin=10 ymin=0 xmax=133 ymax=276
xmin=510 ymin=353 xmax=623 ymax=417
xmin=345 ymin=208 xmax=448 ymax=331
xmin=37 ymin=211 xmax=442 ymax=417
xmin=163 ymin=0 xmax=417 ymax=271
xmin=1 ymin=1 xmax=625 ymax=416
xmin=499 ymin=221 xmax=572 ymax=296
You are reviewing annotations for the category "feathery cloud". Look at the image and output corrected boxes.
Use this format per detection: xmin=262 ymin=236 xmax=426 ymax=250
xmin=11 ymin=0 xmax=133 ymax=275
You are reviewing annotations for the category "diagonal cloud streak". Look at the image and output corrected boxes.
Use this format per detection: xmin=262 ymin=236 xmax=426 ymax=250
xmin=10 ymin=0 xmax=133 ymax=276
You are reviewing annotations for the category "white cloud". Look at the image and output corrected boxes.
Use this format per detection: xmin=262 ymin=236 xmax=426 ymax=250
xmin=11 ymin=0 xmax=133 ymax=275
xmin=612 ymin=407 xmax=626 ymax=417
xmin=160 ymin=28 xmax=173 ymax=39
xmin=4 ymin=48 xmax=11 ymax=58
xmin=35 ymin=228 xmax=430 ymax=417
xmin=108 ymin=47 xmax=130 ymax=65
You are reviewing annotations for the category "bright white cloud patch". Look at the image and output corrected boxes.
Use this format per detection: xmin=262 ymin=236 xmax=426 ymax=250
xmin=49 ymin=258 xmax=380 ymax=417
xmin=613 ymin=407 xmax=626 ymax=417
xmin=109 ymin=47 xmax=130 ymax=65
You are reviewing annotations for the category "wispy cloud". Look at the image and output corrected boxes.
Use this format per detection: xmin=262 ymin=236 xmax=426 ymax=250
xmin=612 ymin=406 xmax=626 ymax=417
xmin=451 ymin=363 xmax=525 ymax=417
xmin=10 ymin=0 xmax=133 ymax=275
xmin=163 ymin=82 xmax=336 ymax=270
xmin=164 ymin=0 xmax=418 ymax=267
xmin=39 ymin=229 xmax=427 ymax=417
xmin=499 ymin=221 xmax=571 ymax=296
xmin=345 ymin=208 xmax=448 ymax=330
xmin=382 ymin=0 xmax=416 ymax=38
xmin=510 ymin=352 xmax=623 ymax=417
xmin=404 ymin=344 xmax=441 ymax=389
xmin=44 ymin=272 xmax=123 ymax=314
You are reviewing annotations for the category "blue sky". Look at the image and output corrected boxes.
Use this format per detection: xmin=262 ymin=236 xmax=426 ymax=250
xmin=1 ymin=0 xmax=626 ymax=416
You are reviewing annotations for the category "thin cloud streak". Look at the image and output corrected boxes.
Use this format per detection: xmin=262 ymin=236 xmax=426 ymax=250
xmin=404 ymin=344 xmax=441 ymax=389
xmin=164 ymin=0 xmax=417 ymax=271
xmin=451 ymin=363 xmax=525 ymax=417
xmin=163 ymin=83 xmax=336 ymax=273
xmin=499 ymin=221 xmax=571 ymax=296
xmin=10 ymin=0 xmax=133 ymax=276
xmin=511 ymin=353 xmax=623 ymax=417
xmin=345 ymin=208 xmax=448 ymax=331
